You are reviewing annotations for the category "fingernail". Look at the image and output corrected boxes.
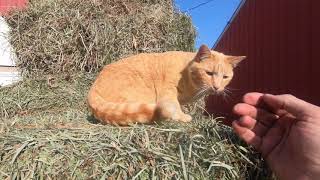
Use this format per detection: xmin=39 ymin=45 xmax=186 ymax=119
xmin=233 ymin=104 xmax=241 ymax=113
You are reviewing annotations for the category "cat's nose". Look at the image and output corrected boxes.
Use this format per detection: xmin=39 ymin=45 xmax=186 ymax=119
xmin=213 ymin=86 xmax=219 ymax=91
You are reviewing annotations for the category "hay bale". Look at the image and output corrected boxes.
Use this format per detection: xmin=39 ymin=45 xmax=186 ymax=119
xmin=1 ymin=121 xmax=266 ymax=179
xmin=0 ymin=0 xmax=271 ymax=179
xmin=6 ymin=0 xmax=195 ymax=76
xmin=0 ymin=75 xmax=268 ymax=178
xmin=0 ymin=75 xmax=271 ymax=179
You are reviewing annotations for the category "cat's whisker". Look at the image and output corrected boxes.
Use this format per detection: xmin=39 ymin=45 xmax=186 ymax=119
xmin=192 ymin=85 xmax=211 ymax=101
xmin=224 ymin=87 xmax=232 ymax=94
xmin=224 ymin=87 xmax=236 ymax=99
xmin=221 ymin=89 xmax=233 ymax=103
xmin=209 ymin=86 xmax=216 ymax=95
xmin=224 ymin=88 xmax=231 ymax=93
xmin=223 ymin=93 xmax=231 ymax=103
xmin=223 ymin=90 xmax=231 ymax=97
xmin=225 ymin=87 xmax=240 ymax=92
xmin=207 ymin=86 xmax=234 ymax=103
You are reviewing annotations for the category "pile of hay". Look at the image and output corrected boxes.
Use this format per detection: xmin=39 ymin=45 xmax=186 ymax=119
xmin=6 ymin=0 xmax=195 ymax=76
xmin=0 ymin=0 xmax=271 ymax=179
xmin=0 ymin=74 xmax=270 ymax=179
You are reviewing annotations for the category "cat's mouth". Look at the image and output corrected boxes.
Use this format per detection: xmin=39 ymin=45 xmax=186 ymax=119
xmin=209 ymin=87 xmax=227 ymax=95
xmin=193 ymin=85 xmax=227 ymax=102
xmin=215 ymin=89 xmax=225 ymax=93
xmin=210 ymin=87 xmax=234 ymax=102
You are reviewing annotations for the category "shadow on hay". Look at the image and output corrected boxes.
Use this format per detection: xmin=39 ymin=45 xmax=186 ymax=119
xmin=86 ymin=115 xmax=100 ymax=124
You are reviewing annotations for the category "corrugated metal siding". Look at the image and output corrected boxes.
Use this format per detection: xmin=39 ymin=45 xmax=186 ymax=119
xmin=206 ymin=0 xmax=320 ymax=119
xmin=0 ymin=0 xmax=27 ymax=15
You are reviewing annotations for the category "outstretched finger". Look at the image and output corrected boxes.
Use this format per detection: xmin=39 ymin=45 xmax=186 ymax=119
xmin=243 ymin=92 xmax=281 ymax=113
xmin=232 ymin=120 xmax=262 ymax=150
xmin=242 ymin=92 xmax=264 ymax=106
xmin=237 ymin=115 xmax=270 ymax=138
xmin=263 ymin=94 xmax=320 ymax=119
xmin=233 ymin=103 xmax=279 ymax=127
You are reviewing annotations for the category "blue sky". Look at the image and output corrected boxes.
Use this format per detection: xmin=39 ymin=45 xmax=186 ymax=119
xmin=175 ymin=0 xmax=241 ymax=49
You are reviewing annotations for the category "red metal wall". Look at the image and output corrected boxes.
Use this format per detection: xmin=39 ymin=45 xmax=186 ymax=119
xmin=0 ymin=0 xmax=27 ymax=15
xmin=206 ymin=0 xmax=320 ymax=119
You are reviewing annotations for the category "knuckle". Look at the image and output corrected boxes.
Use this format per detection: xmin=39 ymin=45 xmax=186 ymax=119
xmin=281 ymin=94 xmax=297 ymax=105
xmin=282 ymin=94 xmax=295 ymax=99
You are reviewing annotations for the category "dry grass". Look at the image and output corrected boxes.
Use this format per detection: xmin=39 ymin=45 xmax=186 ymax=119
xmin=0 ymin=74 xmax=271 ymax=179
xmin=6 ymin=0 xmax=195 ymax=76
xmin=1 ymin=123 xmax=262 ymax=179
xmin=1 ymin=123 xmax=256 ymax=179
xmin=0 ymin=0 xmax=272 ymax=179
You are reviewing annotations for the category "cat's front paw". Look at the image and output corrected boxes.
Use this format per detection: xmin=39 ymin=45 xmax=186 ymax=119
xmin=179 ymin=113 xmax=192 ymax=122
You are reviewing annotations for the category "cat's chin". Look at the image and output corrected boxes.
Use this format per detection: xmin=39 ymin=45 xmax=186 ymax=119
xmin=209 ymin=88 xmax=216 ymax=94
xmin=210 ymin=89 xmax=224 ymax=95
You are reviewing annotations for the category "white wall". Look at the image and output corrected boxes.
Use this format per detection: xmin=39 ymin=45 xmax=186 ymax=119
xmin=0 ymin=17 xmax=16 ymax=66
xmin=0 ymin=16 xmax=20 ymax=86
xmin=0 ymin=72 xmax=20 ymax=86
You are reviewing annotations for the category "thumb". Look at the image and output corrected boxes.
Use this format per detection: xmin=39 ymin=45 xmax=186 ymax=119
xmin=262 ymin=94 xmax=319 ymax=119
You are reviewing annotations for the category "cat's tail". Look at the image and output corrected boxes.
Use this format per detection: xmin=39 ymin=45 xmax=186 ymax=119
xmin=87 ymin=90 xmax=157 ymax=126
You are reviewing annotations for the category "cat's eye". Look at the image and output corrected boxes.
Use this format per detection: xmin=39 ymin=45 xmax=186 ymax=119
xmin=206 ymin=71 xmax=214 ymax=76
xmin=223 ymin=75 xmax=229 ymax=79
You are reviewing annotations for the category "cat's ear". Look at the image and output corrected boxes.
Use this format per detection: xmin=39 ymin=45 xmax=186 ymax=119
xmin=228 ymin=56 xmax=246 ymax=68
xmin=194 ymin=44 xmax=212 ymax=63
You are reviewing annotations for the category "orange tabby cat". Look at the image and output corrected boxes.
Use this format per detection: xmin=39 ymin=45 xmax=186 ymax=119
xmin=87 ymin=45 xmax=245 ymax=125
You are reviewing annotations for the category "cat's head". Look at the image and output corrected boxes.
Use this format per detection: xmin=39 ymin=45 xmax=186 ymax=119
xmin=188 ymin=44 xmax=245 ymax=95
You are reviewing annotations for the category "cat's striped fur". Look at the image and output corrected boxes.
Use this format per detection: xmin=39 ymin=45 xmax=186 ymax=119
xmin=87 ymin=45 xmax=245 ymax=125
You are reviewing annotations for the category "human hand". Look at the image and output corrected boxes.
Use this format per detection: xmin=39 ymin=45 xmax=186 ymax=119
xmin=232 ymin=93 xmax=320 ymax=180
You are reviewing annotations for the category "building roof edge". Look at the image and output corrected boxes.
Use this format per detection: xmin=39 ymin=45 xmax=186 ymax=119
xmin=212 ymin=0 xmax=247 ymax=49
